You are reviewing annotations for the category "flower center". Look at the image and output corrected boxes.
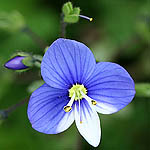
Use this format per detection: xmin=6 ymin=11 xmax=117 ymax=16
xmin=69 ymin=84 xmax=87 ymax=100
xmin=64 ymin=84 xmax=97 ymax=114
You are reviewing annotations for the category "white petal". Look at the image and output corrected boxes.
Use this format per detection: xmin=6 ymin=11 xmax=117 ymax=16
xmin=95 ymin=102 xmax=119 ymax=114
xmin=74 ymin=99 xmax=101 ymax=147
xmin=56 ymin=109 xmax=74 ymax=132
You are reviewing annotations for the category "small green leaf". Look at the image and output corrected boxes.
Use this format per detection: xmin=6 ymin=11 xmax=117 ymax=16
xmin=44 ymin=46 xmax=49 ymax=53
xmin=33 ymin=55 xmax=43 ymax=62
xmin=27 ymin=80 xmax=45 ymax=93
xmin=62 ymin=2 xmax=73 ymax=16
xmin=73 ymin=7 xmax=80 ymax=15
xmin=22 ymin=56 xmax=34 ymax=67
xmin=64 ymin=15 xmax=79 ymax=24
xmin=62 ymin=2 xmax=80 ymax=23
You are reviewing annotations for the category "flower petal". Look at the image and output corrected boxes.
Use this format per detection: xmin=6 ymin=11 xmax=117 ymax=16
xmin=27 ymin=83 xmax=74 ymax=134
xmin=74 ymin=99 xmax=101 ymax=147
xmin=85 ymin=62 xmax=135 ymax=114
xmin=41 ymin=38 xmax=96 ymax=89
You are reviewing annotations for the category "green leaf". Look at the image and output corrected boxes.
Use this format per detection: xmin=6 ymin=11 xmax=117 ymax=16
xmin=135 ymin=83 xmax=150 ymax=97
xmin=62 ymin=2 xmax=73 ymax=16
xmin=62 ymin=2 xmax=80 ymax=23
xmin=64 ymin=15 xmax=79 ymax=24
xmin=27 ymin=80 xmax=44 ymax=93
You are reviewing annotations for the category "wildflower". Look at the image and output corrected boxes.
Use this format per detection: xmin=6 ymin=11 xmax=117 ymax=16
xmin=27 ymin=38 xmax=135 ymax=147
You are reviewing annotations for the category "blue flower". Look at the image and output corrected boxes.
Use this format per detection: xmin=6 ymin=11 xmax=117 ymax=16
xmin=27 ymin=38 xmax=135 ymax=147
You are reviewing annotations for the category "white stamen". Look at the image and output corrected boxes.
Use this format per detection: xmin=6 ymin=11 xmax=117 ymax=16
xmin=67 ymin=92 xmax=76 ymax=106
xmin=79 ymin=15 xmax=93 ymax=21
xmin=64 ymin=92 xmax=75 ymax=112
xmin=80 ymin=91 xmax=97 ymax=105
xmin=80 ymin=91 xmax=92 ymax=103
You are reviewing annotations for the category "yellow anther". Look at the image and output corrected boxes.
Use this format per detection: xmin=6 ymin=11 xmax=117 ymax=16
xmin=91 ymin=100 xmax=97 ymax=105
xmin=90 ymin=18 xmax=93 ymax=22
xmin=64 ymin=106 xmax=72 ymax=112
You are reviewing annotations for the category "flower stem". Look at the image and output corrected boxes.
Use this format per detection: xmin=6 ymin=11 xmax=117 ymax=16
xmin=60 ymin=13 xmax=67 ymax=38
xmin=21 ymin=26 xmax=47 ymax=50
xmin=0 ymin=98 xmax=28 ymax=120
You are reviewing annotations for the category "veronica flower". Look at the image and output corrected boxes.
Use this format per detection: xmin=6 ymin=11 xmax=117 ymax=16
xmin=27 ymin=38 xmax=135 ymax=147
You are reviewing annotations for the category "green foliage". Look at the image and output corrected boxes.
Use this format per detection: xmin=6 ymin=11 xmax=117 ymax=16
xmin=62 ymin=2 xmax=80 ymax=23
xmin=135 ymin=83 xmax=150 ymax=97
xmin=62 ymin=2 xmax=73 ymax=16
xmin=91 ymin=39 xmax=117 ymax=62
xmin=22 ymin=56 xmax=33 ymax=67
xmin=43 ymin=46 xmax=49 ymax=53
xmin=32 ymin=54 xmax=43 ymax=68
xmin=136 ymin=5 xmax=150 ymax=42
xmin=27 ymin=80 xmax=44 ymax=93
xmin=0 ymin=11 xmax=25 ymax=33
xmin=0 ymin=71 xmax=14 ymax=100
xmin=0 ymin=110 xmax=8 ymax=125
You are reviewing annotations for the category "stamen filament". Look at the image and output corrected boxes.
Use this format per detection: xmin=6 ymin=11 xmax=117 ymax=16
xmin=80 ymin=91 xmax=97 ymax=105
xmin=79 ymin=15 xmax=93 ymax=21
xmin=64 ymin=92 xmax=75 ymax=112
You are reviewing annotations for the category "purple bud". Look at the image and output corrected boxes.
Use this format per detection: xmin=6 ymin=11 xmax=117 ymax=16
xmin=4 ymin=56 xmax=29 ymax=70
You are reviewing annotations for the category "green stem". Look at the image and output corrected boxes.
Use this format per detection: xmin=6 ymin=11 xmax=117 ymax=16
xmin=0 ymin=98 xmax=28 ymax=121
xmin=21 ymin=26 xmax=47 ymax=50
xmin=60 ymin=13 xmax=67 ymax=38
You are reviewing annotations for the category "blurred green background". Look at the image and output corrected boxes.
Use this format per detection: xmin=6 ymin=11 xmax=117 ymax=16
xmin=0 ymin=0 xmax=150 ymax=150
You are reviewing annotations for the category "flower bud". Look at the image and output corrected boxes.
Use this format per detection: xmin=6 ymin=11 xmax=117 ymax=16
xmin=4 ymin=56 xmax=29 ymax=70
